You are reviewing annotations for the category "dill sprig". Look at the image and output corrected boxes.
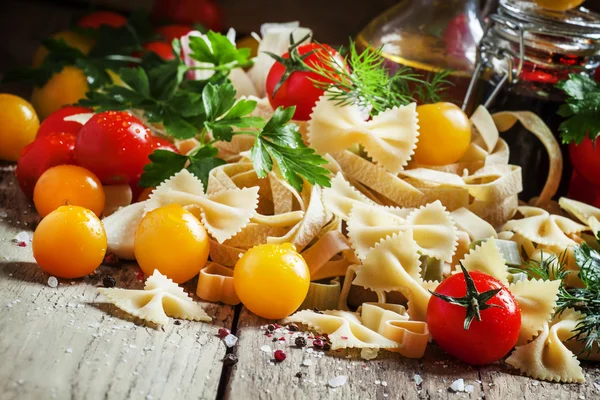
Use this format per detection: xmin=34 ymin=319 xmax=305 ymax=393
xmin=306 ymin=39 xmax=454 ymax=116
xmin=512 ymin=250 xmax=569 ymax=282
xmin=555 ymin=242 xmax=600 ymax=356
xmin=517 ymin=244 xmax=600 ymax=356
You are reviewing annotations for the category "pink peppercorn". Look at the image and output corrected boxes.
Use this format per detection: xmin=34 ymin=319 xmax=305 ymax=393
xmin=274 ymin=349 xmax=286 ymax=362
xmin=218 ymin=328 xmax=230 ymax=339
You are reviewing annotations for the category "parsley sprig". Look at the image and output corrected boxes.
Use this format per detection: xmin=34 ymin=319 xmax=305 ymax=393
xmin=250 ymin=106 xmax=331 ymax=190
xmin=556 ymin=74 xmax=600 ymax=145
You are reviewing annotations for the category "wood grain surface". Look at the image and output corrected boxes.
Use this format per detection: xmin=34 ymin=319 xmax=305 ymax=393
xmin=1 ymin=1 xmax=600 ymax=398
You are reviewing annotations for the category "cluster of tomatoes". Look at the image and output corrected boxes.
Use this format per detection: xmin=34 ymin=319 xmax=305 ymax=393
xmin=30 ymin=5 xmax=220 ymax=121
xmin=16 ymin=105 xmax=175 ymax=204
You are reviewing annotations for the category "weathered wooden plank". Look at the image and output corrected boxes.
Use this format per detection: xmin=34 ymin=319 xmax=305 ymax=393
xmin=226 ymin=308 xmax=484 ymax=400
xmin=227 ymin=308 xmax=600 ymax=399
xmin=0 ymin=165 xmax=233 ymax=400
xmin=479 ymin=363 xmax=600 ymax=400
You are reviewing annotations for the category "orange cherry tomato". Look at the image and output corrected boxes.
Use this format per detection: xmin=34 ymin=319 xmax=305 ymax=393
xmin=134 ymin=204 xmax=209 ymax=283
xmin=0 ymin=94 xmax=39 ymax=161
xmin=76 ymin=11 xmax=128 ymax=29
xmin=31 ymin=66 xmax=89 ymax=121
xmin=413 ymin=102 xmax=471 ymax=166
xmin=234 ymin=243 xmax=310 ymax=320
xmin=33 ymin=165 xmax=105 ymax=218
xmin=33 ymin=205 xmax=107 ymax=278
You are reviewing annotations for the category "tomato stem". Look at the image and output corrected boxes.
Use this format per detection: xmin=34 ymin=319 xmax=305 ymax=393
xmin=429 ymin=263 xmax=502 ymax=330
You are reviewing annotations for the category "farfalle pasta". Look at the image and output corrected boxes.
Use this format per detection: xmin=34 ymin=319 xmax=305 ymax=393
xmin=502 ymin=206 xmax=588 ymax=247
xmin=506 ymin=308 xmax=585 ymax=383
xmin=145 ymin=169 xmax=260 ymax=243
xmin=288 ymin=302 xmax=429 ymax=358
xmin=308 ymin=96 xmax=419 ymax=174
xmin=352 ymin=230 xmax=431 ymax=322
xmin=99 ymin=270 xmax=212 ymax=325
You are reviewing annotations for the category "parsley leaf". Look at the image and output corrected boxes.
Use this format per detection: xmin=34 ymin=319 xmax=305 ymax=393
xmin=140 ymin=146 xmax=226 ymax=190
xmin=139 ymin=150 xmax=189 ymax=188
xmin=187 ymin=146 xmax=227 ymax=188
xmin=556 ymin=74 xmax=600 ymax=144
xmin=250 ymin=106 xmax=331 ymax=191
xmin=188 ymin=31 xmax=253 ymax=72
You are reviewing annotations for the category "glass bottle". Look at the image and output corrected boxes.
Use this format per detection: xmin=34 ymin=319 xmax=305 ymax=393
xmin=356 ymin=0 xmax=485 ymax=105
xmin=470 ymin=0 xmax=600 ymax=200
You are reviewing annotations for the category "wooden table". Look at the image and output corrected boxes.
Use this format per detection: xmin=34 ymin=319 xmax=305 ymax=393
xmin=1 ymin=1 xmax=600 ymax=399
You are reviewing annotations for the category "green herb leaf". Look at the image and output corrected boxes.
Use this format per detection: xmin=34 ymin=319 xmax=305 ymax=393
xmin=187 ymin=146 xmax=227 ymax=189
xmin=250 ymin=106 xmax=331 ymax=191
xmin=140 ymin=150 xmax=189 ymax=188
xmin=188 ymin=31 xmax=252 ymax=69
xmin=556 ymin=74 xmax=600 ymax=144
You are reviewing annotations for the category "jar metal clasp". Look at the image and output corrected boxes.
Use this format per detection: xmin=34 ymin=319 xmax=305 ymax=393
xmin=462 ymin=14 xmax=526 ymax=111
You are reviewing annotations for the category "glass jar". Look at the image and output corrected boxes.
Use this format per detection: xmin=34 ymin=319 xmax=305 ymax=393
xmin=469 ymin=0 xmax=600 ymax=200
xmin=356 ymin=0 xmax=485 ymax=105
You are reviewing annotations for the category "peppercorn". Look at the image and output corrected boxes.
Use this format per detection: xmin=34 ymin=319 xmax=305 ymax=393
xmin=295 ymin=372 xmax=304 ymax=378
xmin=267 ymin=324 xmax=276 ymax=332
xmin=218 ymin=328 xmax=230 ymax=339
xmin=287 ymin=323 xmax=299 ymax=331
xmin=323 ymin=342 xmax=331 ymax=351
xmin=102 ymin=275 xmax=116 ymax=288
xmin=274 ymin=349 xmax=286 ymax=362
xmin=295 ymin=336 xmax=307 ymax=347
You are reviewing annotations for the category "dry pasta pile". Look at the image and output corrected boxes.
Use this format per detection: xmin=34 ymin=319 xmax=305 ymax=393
xmin=96 ymin=24 xmax=600 ymax=384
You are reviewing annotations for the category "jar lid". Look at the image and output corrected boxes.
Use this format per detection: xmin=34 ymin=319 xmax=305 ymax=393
xmin=496 ymin=0 xmax=600 ymax=55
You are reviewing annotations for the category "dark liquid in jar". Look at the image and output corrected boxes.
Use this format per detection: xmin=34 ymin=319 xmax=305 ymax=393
xmin=485 ymin=82 xmax=571 ymax=201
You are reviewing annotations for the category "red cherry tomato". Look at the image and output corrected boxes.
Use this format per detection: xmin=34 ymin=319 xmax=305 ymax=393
xmin=75 ymin=111 xmax=156 ymax=185
xmin=143 ymin=41 xmax=176 ymax=61
xmin=149 ymin=137 xmax=177 ymax=152
xmin=570 ymin=137 xmax=600 ymax=187
xmin=155 ymin=25 xmax=194 ymax=43
xmin=128 ymin=137 xmax=176 ymax=199
xmin=427 ymin=270 xmax=521 ymax=365
xmin=266 ymin=43 xmax=345 ymax=121
xmin=16 ymin=132 xmax=76 ymax=199
xmin=152 ymin=0 xmax=223 ymax=32
xmin=36 ymin=105 xmax=92 ymax=138
xmin=77 ymin=11 xmax=128 ymax=29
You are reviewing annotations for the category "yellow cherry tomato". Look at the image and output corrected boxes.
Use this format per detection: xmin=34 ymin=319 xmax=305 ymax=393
xmin=534 ymin=0 xmax=584 ymax=11
xmin=32 ymin=31 xmax=94 ymax=68
xmin=33 ymin=165 xmax=105 ymax=218
xmin=234 ymin=243 xmax=310 ymax=320
xmin=0 ymin=94 xmax=39 ymax=161
xmin=134 ymin=204 xmax=209 ymax=283
xmin=33 ymin=205 xmax=107 ymax=278
xmin=413 ymin=102 xmax=471 ymax=166
xmin=31 ymin=66 xmax=89 ymax=120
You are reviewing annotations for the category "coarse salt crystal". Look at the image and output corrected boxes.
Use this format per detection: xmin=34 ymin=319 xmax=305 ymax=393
xmin=328 ymin=375 xmax=348 ymax=388
xmin=414 ymin=374 xmax=423 ymax=386
xmin=66 ymin=348 xmax=73 ymax=353
xmin=302 ymin=359 xmax=313 ymax=366
xmin=360 ymin=347 xmax=379 ymax=360
xmin=465 ymin=385 xmax=474 ymax=393
xmin=224 ymin=334 xmax=238 ymax=348
xmin=47 ymin=277 xmax=59 ymax=288
xmin=14 ymin=231 xmax=29 ymax=243
xmin=0 ymin=210 xmax=8 ymax=218
xmin=381 ymin=381 xmax=388 ymax=387
xmin=449 ymin=379 xmax=465 ymax=392
xmin=260 ymin=345 xmax=272 ymax=353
